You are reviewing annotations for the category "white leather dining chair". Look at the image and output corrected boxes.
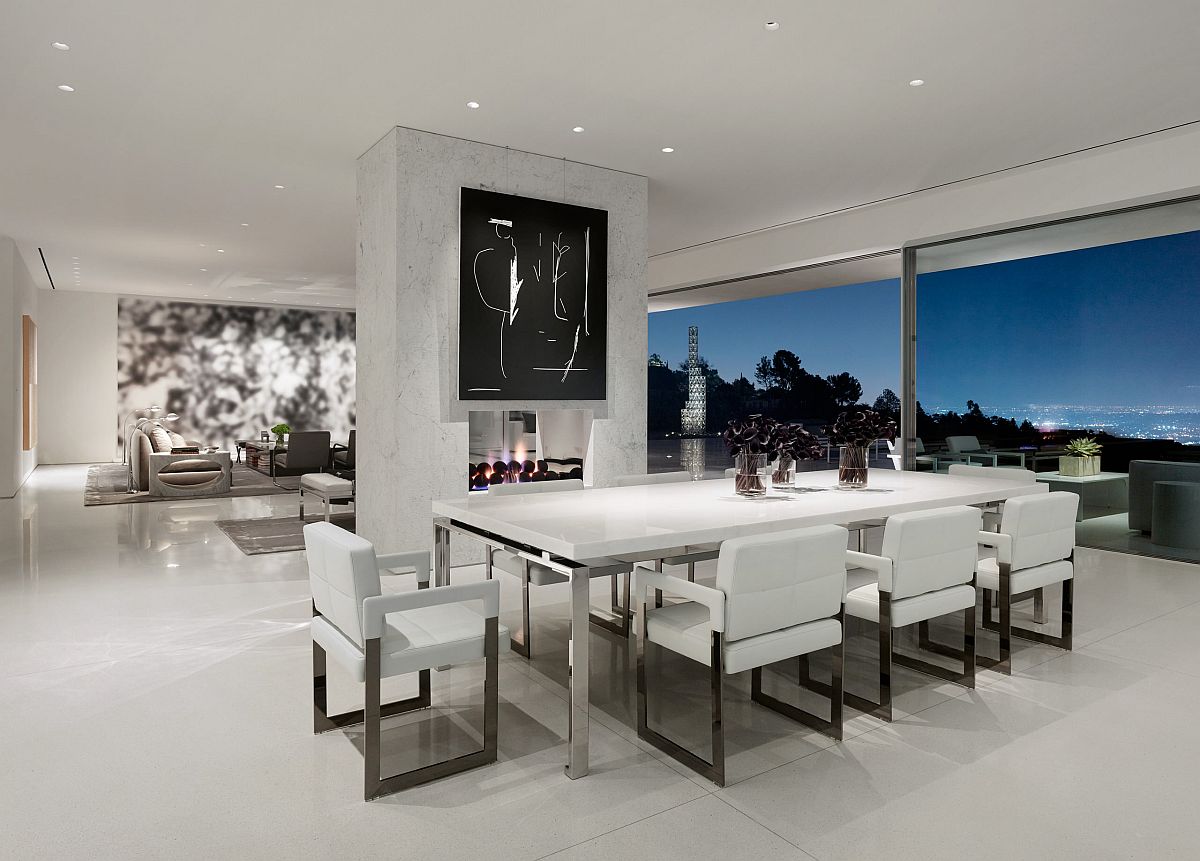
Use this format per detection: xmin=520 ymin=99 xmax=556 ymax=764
xmin=973 ymin=491 xmax=1078 ymax=674
xmin=304 ymin=522 xmax=506 ymax=799
xmin=484 ymin=479 xmax=634 ymax=655
xmin=635 ymin=525 xmax=848 ymax=786
xmin=842 ymin=506 xmax=981 ymax=721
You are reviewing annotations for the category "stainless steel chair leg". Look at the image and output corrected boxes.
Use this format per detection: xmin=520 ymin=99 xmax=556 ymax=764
xmin=637 ymin=618 xmax=727 ymax=786
xmin=752 ymin=614 xmax=845 ymax=741
xmin=361 ymin=619 xmax=500 ymax=800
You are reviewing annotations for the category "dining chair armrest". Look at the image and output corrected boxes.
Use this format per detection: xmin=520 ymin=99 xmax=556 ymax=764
xmin=376 ymin=550 xmax=431 ymax=584
xmin=976 ymin=530 xmax=1013 ymax=564
xmin=362 ymin=579 xmax=500 ymax=639
xmin=846 ymin=550 xmax=892 ymax=577
xmin=847 ymin=550 xmax=893 ymax=592
xmin=634 ymin=565 xmax=725 ymax=632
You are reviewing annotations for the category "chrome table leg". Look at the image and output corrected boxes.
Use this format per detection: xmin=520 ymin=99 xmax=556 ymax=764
xmin=566 ymin=565 xmax=591 ymax=779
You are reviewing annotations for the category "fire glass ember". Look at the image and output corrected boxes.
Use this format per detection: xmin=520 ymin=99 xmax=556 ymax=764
xmin=468 ymin=459 xmax=581 ymax=491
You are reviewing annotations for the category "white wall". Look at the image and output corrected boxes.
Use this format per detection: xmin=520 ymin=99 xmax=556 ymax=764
xmin=0 ymin=238 xmax=39 ymax=497
xmin=356 ymin=127 xmax=648 ymax=556
xmin=37 ymin=290 xmax=118 ymax=464
xmin=649 ymin=124 xmax=1200 ymax=294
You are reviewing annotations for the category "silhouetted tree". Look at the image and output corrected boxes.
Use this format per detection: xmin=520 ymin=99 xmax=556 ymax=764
xmin=825 ymin=372 xmax=863 ymax=408
xmin=873 ymin=388 xmax=901 ymax=416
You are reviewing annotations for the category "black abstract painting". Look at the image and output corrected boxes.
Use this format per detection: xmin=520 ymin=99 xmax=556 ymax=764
xmin=459 ymin=187 xmax=607 ymax=400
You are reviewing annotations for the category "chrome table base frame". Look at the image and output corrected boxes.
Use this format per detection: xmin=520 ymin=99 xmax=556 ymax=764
xmin=833 ymin=589 xmax=976 ymax=723
xmin=433 ymin=517 xmax=625 ymax=780
xmin=483 ymin=548 xmax=633 ymax=658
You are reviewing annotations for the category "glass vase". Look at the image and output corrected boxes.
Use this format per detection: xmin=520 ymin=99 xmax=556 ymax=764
xmin=771 ymin=456 xmax=795 ymax=488
xmin=734 ymin=452 xmax=767 ymax=497
xmin=838 ymin=445 xmax=869 ymax=489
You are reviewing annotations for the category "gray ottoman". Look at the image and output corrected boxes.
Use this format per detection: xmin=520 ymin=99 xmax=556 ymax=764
xmin=299 ymin=473 xmax=355 ymax=522
xmin=1151 ymin=481 xmax=1200 ymax=549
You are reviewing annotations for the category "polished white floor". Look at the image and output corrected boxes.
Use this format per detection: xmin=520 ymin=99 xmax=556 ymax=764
xmin=4 ymin=465 xmax=1200 ymax=859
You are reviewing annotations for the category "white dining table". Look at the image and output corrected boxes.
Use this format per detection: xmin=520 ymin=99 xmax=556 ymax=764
xmin=431 ymin=467 xmax=1046 ymax=779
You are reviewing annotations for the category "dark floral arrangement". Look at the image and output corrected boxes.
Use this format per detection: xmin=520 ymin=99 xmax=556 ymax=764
xmin=722 ymin=414 xmax=777 ymax=457
xmin=825 ymin=409 xmax=897 ymax=447
xmin=775 ymin=422 xmax=824 ymax=462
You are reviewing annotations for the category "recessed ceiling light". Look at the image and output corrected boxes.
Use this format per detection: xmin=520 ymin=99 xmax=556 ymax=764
xmin=240 ymin=223 xmax=249 ymax=227
xmin=199 ymin=268 xmax=207 ymax=272
xmin=57 ymin=84 xmax=75 ymax=92
xmin=466 ymin=100 xmax=480 ymax=109
xmin=661 ymin=147 xmax=675 ymax=153
xmin=572 ymin=126 xmax=585 ymax=133
xmin=52 ymin=41 xmax=70 ymax=51
xmin=909 ymin=79 xmax=925 ymax=87
xmin=71 ymin=256 xmax=78 ymax=259
xmin=166 ymin=563 xmax=180 ymax=569
xmin=199 ymin=243 xmax=207 ymax=247
xmin=217 ymin=248 xmax=225 ymax=253
xmin=273 ymin=184 xmax=286 ymax=189
xmin=764 ymin=21 xmax=780 ymax=31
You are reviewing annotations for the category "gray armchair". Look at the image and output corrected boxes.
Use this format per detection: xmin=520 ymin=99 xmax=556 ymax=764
xmin=1128 ymin=460 xmax=1200 ymax=533
xmin=274 ymin=431 xmax=332 ymax=477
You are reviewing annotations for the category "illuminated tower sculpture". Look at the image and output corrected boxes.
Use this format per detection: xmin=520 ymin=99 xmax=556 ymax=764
xmin=680 ymin=325 xmax=707 ymax=434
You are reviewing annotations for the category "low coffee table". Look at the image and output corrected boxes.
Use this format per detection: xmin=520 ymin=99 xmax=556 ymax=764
xmin=243 ymin=441 xmax=283 ymax=477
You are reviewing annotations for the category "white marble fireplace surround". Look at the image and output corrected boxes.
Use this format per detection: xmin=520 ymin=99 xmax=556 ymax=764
xmin=356 ymin=126 xmax=648 ymax=557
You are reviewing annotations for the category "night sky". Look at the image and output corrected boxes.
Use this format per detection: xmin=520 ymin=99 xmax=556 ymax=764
xmin=648 ymin=278 xmax=901 ymax=405
xmin=649 ymin=229 xmax=1200 ymax=413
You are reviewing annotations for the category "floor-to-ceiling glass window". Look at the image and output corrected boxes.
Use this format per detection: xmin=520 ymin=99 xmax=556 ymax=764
xmin=909 ymin=196 xmax=1200 ymax=563
xmin=647 ymin=278 xmax=900 ymax=477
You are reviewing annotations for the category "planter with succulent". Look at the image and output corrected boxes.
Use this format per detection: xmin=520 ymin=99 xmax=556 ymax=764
xmin=722 ymin=414 xmax=777 ymax=497
xmin=270 ymin=423 xmax=291 ymax=446
xmin=825 ymin=409 xmax=897 ymax=489
xmin=1060 ymin=436 xmax=1102 ymax=477
xmin=771 ymin=422 xmax=825 ymax=488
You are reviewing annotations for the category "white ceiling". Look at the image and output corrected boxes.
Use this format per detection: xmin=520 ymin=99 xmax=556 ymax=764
xmin=2 ymin=1 xmax=1199 ymax=308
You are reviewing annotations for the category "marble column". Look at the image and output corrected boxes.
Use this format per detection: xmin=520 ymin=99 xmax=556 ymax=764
xmin=356 ymin=127 xmax=648 ymax=556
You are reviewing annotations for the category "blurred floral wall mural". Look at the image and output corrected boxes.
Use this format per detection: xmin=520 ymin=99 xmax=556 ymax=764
xmin=116 ymin=299 xmax=355 ymax=452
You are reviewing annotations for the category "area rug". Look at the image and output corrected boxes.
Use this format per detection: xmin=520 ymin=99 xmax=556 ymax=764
xmin=1075 ymin=512 xmax=1200 ymax=564
xmin=216 ymin=512 xmax=356 ymax=555
xmin=84 ymin=463 xmax=297 ymax=506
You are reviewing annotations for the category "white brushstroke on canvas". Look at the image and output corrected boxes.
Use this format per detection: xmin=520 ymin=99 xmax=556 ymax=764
xmin=560 ymin=325 xmax=581 ymax=382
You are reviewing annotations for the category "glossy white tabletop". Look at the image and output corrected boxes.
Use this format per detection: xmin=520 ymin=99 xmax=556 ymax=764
xmin=432 ymin=469 xmax=1047 ymax=561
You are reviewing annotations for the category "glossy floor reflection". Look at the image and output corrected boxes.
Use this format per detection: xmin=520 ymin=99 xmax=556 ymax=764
xmin=3 ymin=465 xmax=1200 ymax=859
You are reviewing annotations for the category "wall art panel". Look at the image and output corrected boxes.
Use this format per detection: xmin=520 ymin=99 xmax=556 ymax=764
xmin=459 ymin=187 xmax=607 ymax=400
xmin=116 ymin=298 xmax=355 ymax=452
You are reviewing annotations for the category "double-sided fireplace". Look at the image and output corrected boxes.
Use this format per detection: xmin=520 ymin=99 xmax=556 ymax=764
xmin=467 ymin=409 xmax=589 ymax=492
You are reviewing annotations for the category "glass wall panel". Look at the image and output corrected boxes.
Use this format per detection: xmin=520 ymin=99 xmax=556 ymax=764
xmin=647 ymin=279 xmax=900 ymax=477
xmin=912 ymin=197 xmax=1200 ymax=562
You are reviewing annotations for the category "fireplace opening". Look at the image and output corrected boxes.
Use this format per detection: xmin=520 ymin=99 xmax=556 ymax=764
xmin=467 ymin=409 xmax=590 ymax=492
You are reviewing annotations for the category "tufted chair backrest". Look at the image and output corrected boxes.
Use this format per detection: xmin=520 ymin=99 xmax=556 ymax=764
xmin=999 ymin=491 xmax=1078 ymax=571
xmin=880 ymin=506 xmax=981 ymax=599
xmin=303 ymin=522 xmax=381 ymax=647
xmin=715 ymin=525 xmax=847 ymax=642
